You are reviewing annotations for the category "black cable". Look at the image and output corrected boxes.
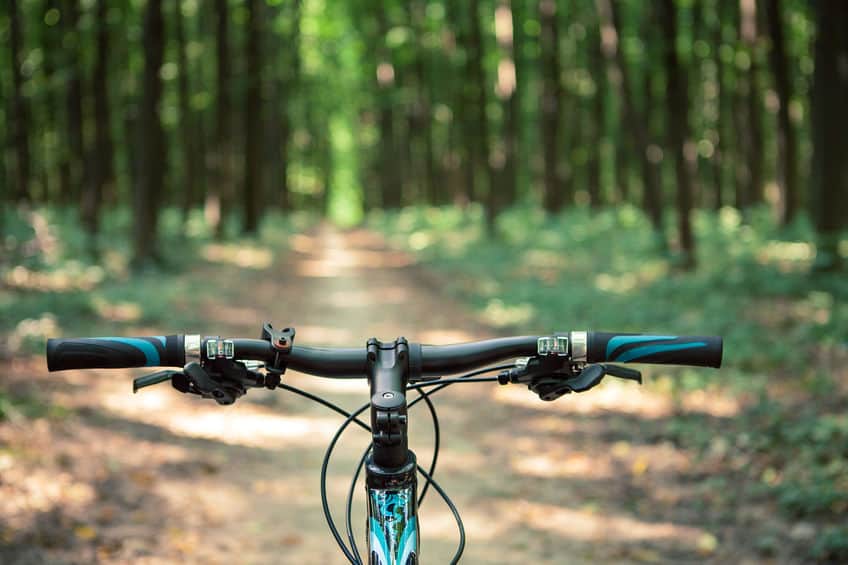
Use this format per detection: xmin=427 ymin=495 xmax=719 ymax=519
xmin=279 ymin=383 xmax=371 ymax=432
xmin=418 ymin=465 xmax=466 ymax=564
xmin=346 ymin=443 xmax=371 ymax=562
xmin=282 ymin=365 xmax=511 ymax=564
xmin=320 ymin=402 xmax=370 ymax=564
xmin=408 ymin=375 xmax=500 ymax=391
xmin=415 ymin=389 xmax=440 ymax=507
xmin=408 ymin=365 xmax=513 ymax=410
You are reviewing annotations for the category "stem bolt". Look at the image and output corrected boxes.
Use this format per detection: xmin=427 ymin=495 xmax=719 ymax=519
xmin=382 ymin=392 xmax=394 ymax=399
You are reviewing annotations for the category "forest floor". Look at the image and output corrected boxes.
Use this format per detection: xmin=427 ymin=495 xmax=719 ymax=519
xmin=0 ymin=223 xmax=829 ymax=564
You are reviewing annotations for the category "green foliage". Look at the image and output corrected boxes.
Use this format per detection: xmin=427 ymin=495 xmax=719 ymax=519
xmin=1 ymin=206 xmax=314 ymax=354
xmin=371 ymin=204 xmax=846 ymax=386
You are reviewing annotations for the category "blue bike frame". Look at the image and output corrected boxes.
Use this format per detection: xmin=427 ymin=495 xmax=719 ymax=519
xmin=366 ymin=472 xmax=418 ymax=564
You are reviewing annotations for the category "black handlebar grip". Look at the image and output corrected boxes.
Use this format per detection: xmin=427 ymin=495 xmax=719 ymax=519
xmin=46 ymin=335 xmax=185 ymax=371
xmin=586 ymin=332 xmax=722 ymax=368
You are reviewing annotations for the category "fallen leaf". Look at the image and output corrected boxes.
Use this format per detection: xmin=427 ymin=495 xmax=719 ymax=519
xmin=75 ymin=524 xmax=97 ymax=541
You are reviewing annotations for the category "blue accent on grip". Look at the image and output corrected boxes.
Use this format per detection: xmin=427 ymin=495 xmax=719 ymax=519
xmin=614 ymin=342 xmax=708 ymax=363
xmin=98 ymin=337 xmax=161 ymax=366
xmin=606 ymin=335 xmax=676 ymax=359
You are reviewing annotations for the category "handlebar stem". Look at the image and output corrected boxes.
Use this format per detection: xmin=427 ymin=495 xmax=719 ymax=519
xmin=367 ymin=337 xmax=411 ymax=469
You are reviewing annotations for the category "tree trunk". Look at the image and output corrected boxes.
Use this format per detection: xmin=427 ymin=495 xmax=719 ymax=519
xmin=63 ymin=0 xmax=86 ymax=203
xmin=661 ymin=0 xmax=696 ymax=269
xmin=467 ymin=0 xmax=494 ymax=229
xmin=712 ymin=0 xmax=730 ymax=210
xmin=208 ymin=0 xmax=232 ymax=237
xmin=539 ymin=0 xmax=564 ymax=213
xmin=740 ymin=0 xmax=764 ymax=206
xmin=85 ymin=0 xmax=114 ymax=245
xmin=9 ymin=0 xmax=31 ymax=202
xmin=596 ymin=0 xmax=664 ymax=233
xmin=275 ymin=0 xmax=302 ymax=211
xmin=810 ymin=0 xmax=848 ymax=271
xmin=494 ymin=0 xmax=519 ymax=211
xmin=375 ymin=7 xmax=402 ymax=208
xmin=587 ymin=22 xmax=604 ymax=208
xmin=765 ymin=0 xmax=798 ymax=225
xmin=176 ymin=0 xmax=199 ymax=222
xmin=134 ymin=0 xmax=165 ymax=267
xmin=243 ymin=0 xmax=262 ymax=234
xmin=409 ymin=0 xmax=436 ymax=205
xmin=448 ymin=0 xmax=475 ymax=206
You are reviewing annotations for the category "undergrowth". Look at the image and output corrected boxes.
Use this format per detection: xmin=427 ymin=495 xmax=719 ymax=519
xmin=370 ymin=203 xmax=848 ymax=560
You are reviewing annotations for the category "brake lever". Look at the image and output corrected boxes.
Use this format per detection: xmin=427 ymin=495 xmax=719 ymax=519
xmin=563 ymin=363 xmax=642 ymax=393
xmin=133 ymin=369 xmax=179 ymax=393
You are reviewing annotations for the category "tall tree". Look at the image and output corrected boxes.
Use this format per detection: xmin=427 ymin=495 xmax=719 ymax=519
xmin=810 ymin=0 xmax=848 ymax=271
xmin=447 ymin=0 xmax=474 ymax=205
xmin=407 ymin=0 xmax=436 ymax=204
xmin=41 ymin=0 xmax=71 ymax=201
xmin=374 ymin=6 xmax=401 ymax=208
xmin=596 ymin=0 xmax=664 ymax=235
xmin=712 ymin=0 xmax=731 ymax=210
xmin=268 ymin=0 xmax=302 ymax=211
xmin=587 ymin=20 xmax=605 ymax=208
xmin=9 ymin=0 xmax=31 ymax=202
xmin=494 ymin=0 xmax=519 ymax=211
xmin=539 ymin=0 xmax=564 ymax=213
xmin=735 ymin=0 xmax=764 ymax=208
xmin=467 ymin=0 xmax=495 ymax=228
xmin=133 ymin=0 xmax=165 ymax=266
xmin=208 ymin=0 xmax=232 ymax=236
xmin=243 ymin=0 xmax=263 ymax=233
xmin=84 ymin=0 xmax=115 ymax=243
xmin=63 ymin=0 xmax=86 ymax=202
xmin=766 ymin=0 xmax=798 ymax=225
xmin=661 ymin=0 xmax=696 ymax=269
xmin=176 ymin=0 xmax=200 ymax=221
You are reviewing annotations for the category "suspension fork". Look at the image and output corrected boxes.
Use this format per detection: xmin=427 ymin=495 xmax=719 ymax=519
xmin=365 ymin=337 xmax=420 ymax=565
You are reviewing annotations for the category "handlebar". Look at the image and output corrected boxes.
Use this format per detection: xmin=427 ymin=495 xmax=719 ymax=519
xmin=46 ymin=331 xmax=722 ymax=375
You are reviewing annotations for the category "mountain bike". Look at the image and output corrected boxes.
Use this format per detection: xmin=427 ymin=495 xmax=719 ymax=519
xmin=46 ymin=325 xmax=722 ymax=564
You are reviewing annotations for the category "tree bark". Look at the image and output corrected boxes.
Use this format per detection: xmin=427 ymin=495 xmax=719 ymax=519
xmin=712 ymin=0 xmax=730 ymax=210
xmin=740 ymin=0 xmax=764 ymax=206
xmin=375 ymin=7 xmax=402 ymax=208
xmin=10 ymin=0 xmax=32 ymax=202
xmin=176 ymin=0 xmax=199 ymax=222
xmin=587 ymin=22 xmax=604 ymax=208
xmin=63 ymin=0 xmax=86 ymax=203
xmin=765 ymin=0 xmax=798 ymax=225
xmin=84 ymin=0 xmax=115 ymax=243
xmin=408 ymin=0 xmax=436 ymax=205
xmin=275 ymin=0 xmax=302 ymax=211
xmin=243 ymin=0 xmax=262 ymax=234
xmin=467 ymin=0 xmax=494 ymax=229
xmin=661 ymin=0 xmax=696 ymax=269
xmin=494 ymin=0 xmax=519 ymax=211
xmin=539 ymin=0 xmax=564 ymax=213
xmin=133 ymin=0 xmax=165 ymax=267
xmin=810 ymin=0 xmax=848 ymax=271
xmin=208 ymin=0 xmax=232 ymax=237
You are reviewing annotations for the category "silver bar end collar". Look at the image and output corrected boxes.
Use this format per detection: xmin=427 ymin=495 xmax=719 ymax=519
xmin=570 ymin=331 xmax=588 ymax=363
xmin=184 ymin=334 xmax=201 ymax=361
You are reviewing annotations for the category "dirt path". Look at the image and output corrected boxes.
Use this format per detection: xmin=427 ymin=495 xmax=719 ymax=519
xmin=3 ymin=226 xmax=762 ymax=563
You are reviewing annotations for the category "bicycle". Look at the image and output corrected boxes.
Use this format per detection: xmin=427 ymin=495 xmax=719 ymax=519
xmin=46 ymin=324 xmax=722 ymax=564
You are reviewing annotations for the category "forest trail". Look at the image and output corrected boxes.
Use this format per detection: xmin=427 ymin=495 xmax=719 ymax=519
xmin=3 ymin=225 xmax=758 ymax=564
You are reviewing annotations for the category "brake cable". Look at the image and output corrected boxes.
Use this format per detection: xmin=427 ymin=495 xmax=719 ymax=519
xmin=281 ymin=364 xmax=511 ymax=565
